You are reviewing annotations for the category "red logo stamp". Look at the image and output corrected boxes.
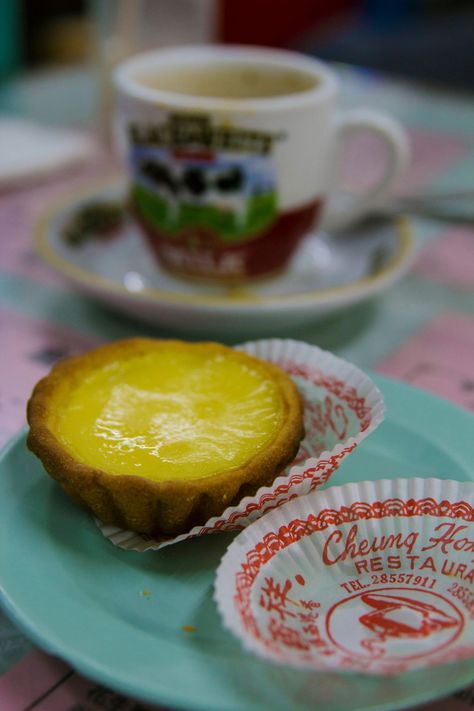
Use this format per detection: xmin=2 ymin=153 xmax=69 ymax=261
xmin=326 ymin=587 xmax=464 ymax=661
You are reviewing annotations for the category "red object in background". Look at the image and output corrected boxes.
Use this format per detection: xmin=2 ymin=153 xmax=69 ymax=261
xmin=217 ymin=0 xmax=354 ymax=48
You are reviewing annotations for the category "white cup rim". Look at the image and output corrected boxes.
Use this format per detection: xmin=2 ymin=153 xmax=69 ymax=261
xmin=113 ymin=45 xmax=338 ymax=111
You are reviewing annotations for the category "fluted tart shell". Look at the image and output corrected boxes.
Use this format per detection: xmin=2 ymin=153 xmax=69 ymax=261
xmin=27 ymin=339 xmax=304 ymax=538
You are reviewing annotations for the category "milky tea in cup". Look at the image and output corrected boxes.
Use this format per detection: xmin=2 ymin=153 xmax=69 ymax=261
xmin=114 ymin=46 xmax=408 ymax=283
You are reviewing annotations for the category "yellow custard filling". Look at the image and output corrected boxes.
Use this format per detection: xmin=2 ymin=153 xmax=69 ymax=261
xmin=52 ymin=348 xmax=284 ymax=481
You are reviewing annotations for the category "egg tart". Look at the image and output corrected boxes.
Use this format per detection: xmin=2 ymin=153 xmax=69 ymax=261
xmin=27 ymin=339 xmax=304 ymax=537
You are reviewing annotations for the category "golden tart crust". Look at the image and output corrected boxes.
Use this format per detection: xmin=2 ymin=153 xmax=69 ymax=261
xmin=27 ymin=338 xmax=304 ymax=537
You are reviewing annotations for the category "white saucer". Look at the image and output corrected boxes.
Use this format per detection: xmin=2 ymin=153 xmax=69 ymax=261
xmin=36 ymin=179 xmax=415 ymax=336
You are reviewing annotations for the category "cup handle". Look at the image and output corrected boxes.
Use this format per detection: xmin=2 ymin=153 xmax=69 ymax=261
xmin=320 ymin=108 xmax=410 ymax=231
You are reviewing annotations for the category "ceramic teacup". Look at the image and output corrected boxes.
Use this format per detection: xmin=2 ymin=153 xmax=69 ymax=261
xmin=114 ymin=45 xmax=409 ymax=283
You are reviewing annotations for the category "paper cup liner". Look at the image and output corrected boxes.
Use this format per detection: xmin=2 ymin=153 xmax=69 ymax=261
xmin=96 ymin=338 xmax=384 ymax=551
xmin=215 ymin=477 xmax=474 ymax=675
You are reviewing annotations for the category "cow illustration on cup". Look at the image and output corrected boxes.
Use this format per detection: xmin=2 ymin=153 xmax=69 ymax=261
xmin=133 ymin=148 xmax=277 ymax=241
xmin=136 ymin=155 xmax=260 ymax=232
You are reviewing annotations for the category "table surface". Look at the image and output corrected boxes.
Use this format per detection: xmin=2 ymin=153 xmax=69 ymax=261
xmin=0 ymin=63 xmax=473 ymax=711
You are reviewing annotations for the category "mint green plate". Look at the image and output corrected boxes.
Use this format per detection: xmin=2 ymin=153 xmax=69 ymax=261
xmin=0 ymin=375 xmax=473 ymax=711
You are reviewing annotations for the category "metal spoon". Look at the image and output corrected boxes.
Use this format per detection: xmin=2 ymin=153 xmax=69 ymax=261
xmin=374 ymin=189 xmax=474 ymax=224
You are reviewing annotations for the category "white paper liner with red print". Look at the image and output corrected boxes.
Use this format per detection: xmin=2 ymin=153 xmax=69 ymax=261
xmin=96 ymin=338 xmax=384 ymax=551
xmin=215 ymin=477 xmax=474 ymax=675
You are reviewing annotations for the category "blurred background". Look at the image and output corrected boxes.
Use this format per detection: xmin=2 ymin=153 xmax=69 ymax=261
xmin=1 ymin=0 xmax=474 ymax=133
xmin=1 ymin=0 xmax=474 ymax=83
